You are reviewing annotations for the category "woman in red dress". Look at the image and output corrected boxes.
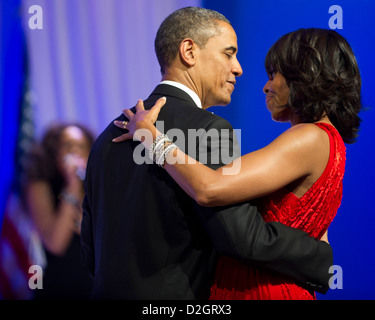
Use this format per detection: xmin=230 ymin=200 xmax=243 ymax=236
xmin=114 ymin=28 xmax=362 ymax=299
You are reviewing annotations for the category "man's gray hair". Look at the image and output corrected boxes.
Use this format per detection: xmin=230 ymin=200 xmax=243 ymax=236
xmin=155 ymin=7 xmax=231 ymax=74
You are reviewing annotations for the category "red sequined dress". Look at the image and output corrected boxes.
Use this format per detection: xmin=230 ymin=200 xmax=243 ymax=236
xmin=210 ymin=123 xmax=346 ymax=300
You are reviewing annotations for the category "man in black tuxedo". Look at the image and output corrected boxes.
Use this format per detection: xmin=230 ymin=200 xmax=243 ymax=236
xmin=81 ymin=7 xmax=332 ymax=299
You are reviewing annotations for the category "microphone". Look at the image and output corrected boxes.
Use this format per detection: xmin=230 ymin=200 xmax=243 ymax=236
xmin=64 ymin=154 xmax=87 ymax=181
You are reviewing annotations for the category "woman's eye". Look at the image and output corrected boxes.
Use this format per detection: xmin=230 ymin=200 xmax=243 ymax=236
xmin=269 ymin=70 xmax=277 ymax=79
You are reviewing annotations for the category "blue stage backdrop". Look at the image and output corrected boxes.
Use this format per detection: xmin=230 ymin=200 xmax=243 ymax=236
xmin=204 ymin=0 xmax=375 ymax=299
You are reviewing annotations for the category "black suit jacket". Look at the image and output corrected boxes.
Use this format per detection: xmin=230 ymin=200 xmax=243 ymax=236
xmin=81 ymin=84 xmax=332 ymax=299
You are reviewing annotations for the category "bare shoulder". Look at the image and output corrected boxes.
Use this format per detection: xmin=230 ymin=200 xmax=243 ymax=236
xmin=280 ymin=123 xmax=329 ymax=145
xmin=267 ymin=123 xmax=330 ymax=161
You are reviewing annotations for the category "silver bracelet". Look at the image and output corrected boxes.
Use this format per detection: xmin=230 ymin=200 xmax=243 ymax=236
xmin=149 ymin=134 xmax=169 ymax=162
xmin=148 ymin=134 xmax=178 ymax=167
xmin=158 ymin=143 xmax=178 ymax=167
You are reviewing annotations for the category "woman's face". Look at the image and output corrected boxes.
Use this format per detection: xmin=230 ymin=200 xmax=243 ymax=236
xmin=57 ymin=126 xmax=91 ymax=172
xmin=263 ymin=72 xmax=291 ymax=122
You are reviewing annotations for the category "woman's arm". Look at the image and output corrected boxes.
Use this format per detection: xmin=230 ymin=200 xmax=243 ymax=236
xmin=113 ymin=98 xmax=329 ymax=207
xmin=163 ymin=123 xmax=328 ymax=206
xmin=26 ymin=181 xmax=82 ymax=255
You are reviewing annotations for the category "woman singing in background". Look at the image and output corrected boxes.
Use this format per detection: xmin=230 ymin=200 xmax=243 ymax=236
xmin=23 ymin=123 xmax=94 ymax=299
xmin=114 ymin=28 xmax=362 ymax=299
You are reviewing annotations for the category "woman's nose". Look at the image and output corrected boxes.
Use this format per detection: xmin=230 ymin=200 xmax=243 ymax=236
xmin=263 ymin=80 xmax=270 ymax=94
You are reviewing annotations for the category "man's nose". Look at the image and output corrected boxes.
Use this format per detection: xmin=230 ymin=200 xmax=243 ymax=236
xmin=233 ymin=58 xmax=243 ymax=77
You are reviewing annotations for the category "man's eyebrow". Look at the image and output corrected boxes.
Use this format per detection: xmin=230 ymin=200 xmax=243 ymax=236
xmin=224 ymin=46 xmax=237 ymax=54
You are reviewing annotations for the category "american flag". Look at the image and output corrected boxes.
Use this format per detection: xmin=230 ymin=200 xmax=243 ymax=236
xmin=0 ymin=2 xmax=45 ymax=299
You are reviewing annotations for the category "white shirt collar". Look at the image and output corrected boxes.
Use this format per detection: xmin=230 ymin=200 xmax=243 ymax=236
xmin=159 ymin=80 xmax=202 ymax=109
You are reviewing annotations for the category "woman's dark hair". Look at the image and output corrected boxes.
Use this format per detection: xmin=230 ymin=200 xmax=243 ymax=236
xmin=23 ymin=123 xmax=95 ymax=204
xmin=265 ymin=28 xmax=362 ymax=143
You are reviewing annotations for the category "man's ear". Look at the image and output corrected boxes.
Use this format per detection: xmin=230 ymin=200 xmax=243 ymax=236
xmin=179 ymin=38 xmax=197 ymax=67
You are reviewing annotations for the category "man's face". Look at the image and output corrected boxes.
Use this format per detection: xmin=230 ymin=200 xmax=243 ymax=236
xmin=194 ymin=21 xmax=243 ymax=109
